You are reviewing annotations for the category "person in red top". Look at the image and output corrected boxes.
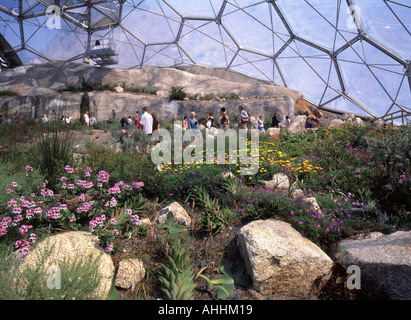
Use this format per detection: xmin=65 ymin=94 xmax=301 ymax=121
xmin=132 ymin=111 xmax=141 ymax=129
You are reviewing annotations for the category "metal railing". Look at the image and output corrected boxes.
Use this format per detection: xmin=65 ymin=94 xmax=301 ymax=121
xmin=375 ymin=109 xmax=411 ymax=125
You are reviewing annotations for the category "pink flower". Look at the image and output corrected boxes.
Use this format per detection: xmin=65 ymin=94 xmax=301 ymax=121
xmin=131 ymin=215 xmax=140 ymax=225
xmin=105 ymin=242 xmax=114 ymax=253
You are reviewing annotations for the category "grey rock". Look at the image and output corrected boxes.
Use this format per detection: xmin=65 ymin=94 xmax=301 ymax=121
xmin=335 ymin=231 xmax=411 ymax=300
xmin=238 ymin=219 xmax=333 ymax=297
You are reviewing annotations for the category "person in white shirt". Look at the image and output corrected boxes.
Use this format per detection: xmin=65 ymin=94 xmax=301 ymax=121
xmin=258 ymin=115 xmax=266 ymax=133
xmin=41 ymin=114 xmax=48 ymax=127
xmin=84 ymin=111 xmax=90 ymax=127
xmin=139 ymin=107 xmax=153 ymax=135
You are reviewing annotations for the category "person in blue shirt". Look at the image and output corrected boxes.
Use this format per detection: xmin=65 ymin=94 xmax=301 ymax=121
xmin=90 ymin=113 xmax=97 ymax=128
xmin=188 ymin=112 xmax=199 ymax=131
xmin=305 ymin=119 xmax=314 ymax=129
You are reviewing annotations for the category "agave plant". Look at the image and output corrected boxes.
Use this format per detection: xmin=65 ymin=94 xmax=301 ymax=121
xmin=157 ymin=245 xmax=195 ymax=300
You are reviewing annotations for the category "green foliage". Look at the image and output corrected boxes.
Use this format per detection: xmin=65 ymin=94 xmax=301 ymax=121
xmin=0 ymin=163 xmax=44 ymax=210
xmin=196 ymin=262 xmax=251 ymax=299
xmin=0 ymin=245 xmax=105 ymax=300
xmin=191 ymin=185 xmax=236 ymax=235
xmin=157 ymin=211 xmax=188 ymax=237
xmin=80 ymin=92 xmax=90 ymax=121
xmin=29 ymin=131 xmax=74 ymax=189
xmin=0 ymin=90 xmax=18 ymax=96
xmin=157 ymin=245 xmax=195 ymax=300
xmin=169 ymin=86 xmax=186 ymax=101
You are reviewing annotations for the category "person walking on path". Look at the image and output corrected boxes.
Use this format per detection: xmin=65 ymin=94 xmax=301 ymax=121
xmin=238 ymin=105 xmax=249 ymax=129
xmin=258 ymin=115 xmax=266 ymax=133
xmin=140 ymin=107 xmax=153 ymax=135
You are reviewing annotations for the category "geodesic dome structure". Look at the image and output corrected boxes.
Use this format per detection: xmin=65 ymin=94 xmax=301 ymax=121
xmin=0 ymin=0 xmax=410 ymax=120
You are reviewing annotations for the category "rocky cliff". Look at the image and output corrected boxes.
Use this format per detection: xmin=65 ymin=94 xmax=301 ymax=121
xmin=0 ymin=60 xmax=316 ymax=122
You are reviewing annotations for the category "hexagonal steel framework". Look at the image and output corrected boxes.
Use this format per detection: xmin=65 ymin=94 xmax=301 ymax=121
xmin=0 ymin=0 xmax=410 ymax=119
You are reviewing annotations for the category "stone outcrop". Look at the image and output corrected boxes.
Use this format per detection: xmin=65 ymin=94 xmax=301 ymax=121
xmin=115 ymin=258 xmax=146 ymax=289
xmin=238 ymin=219 xmax=333 ymax=297
xmin=0 ymin=60 xmax=304 ymax=122
xmin=335 ymin=231 xmax=411 ymax=300
xmin=18 ymin=231 xmax=115 ymax=299
xmin=289 ymin=115 xmax=307 ymax=133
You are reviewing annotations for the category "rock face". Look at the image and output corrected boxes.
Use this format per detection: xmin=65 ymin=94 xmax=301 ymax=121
xmin=0 ymin=60 xmax=303 ymax=122
xmin=155 ymin=202 xmax=191 ymax=226
xmin=335 ymin=231 xmax=411 ymax=300
xmin=238 ymin=219 xmax=333 ymax=297
xmin=115 ymin=258 xmax=146 ymax=289
xmin=18 ymin=231 xmax=115 ymax=299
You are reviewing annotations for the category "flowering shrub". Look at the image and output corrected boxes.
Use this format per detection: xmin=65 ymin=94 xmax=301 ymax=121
xmin=0 ymin=165 xmax=146 ymax=254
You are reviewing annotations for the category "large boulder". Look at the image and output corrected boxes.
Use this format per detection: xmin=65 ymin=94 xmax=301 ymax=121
xmin=238 ymin=219 xmax=333 ymax=297
xmin=289 ymin=115 xmax=307 ymax=133
xmin=335 ymin=231 xmax=411 ymax=300
xmin=115 ymin=258 xmax=146 ymax=289
xmin=18 ymin=231 xmax=115 ymax=299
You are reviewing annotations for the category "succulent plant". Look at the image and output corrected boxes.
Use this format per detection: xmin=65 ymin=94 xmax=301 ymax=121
xmin=157 ymin=246 xmax=195 ymax=300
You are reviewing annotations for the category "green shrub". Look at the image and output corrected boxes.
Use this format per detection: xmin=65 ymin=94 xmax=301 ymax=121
xmin=0 ymin=245 xmax=105 ymax=300
xmin=29 ymin=131 xmax=74 ymax=189
xmin=79 ymin=92 xmax=90 ymax=121
xmin=170 ymin=86 xmax=186 ymax=101
xmin=0 ymin=90 xmax=18 ymax=96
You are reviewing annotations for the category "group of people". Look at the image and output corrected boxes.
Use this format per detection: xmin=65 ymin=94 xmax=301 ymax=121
xmin=271 ymin=112 xmax=314 ymax=130
xmin=120 ymin=107 xmax=160 ymax=135
xmin=83 ymin=111 xmax=97 ymax=128
xmin=181 ymin=106 xmax=268 ymax=133
xmin=118 ymin=107 xmax=160 ymax=144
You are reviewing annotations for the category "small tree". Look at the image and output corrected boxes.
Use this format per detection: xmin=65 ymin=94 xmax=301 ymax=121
xmin=80 ymin=92 xmax=90 ymax=121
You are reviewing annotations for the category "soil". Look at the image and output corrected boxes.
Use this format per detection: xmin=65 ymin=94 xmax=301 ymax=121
xmin=112 ymin=205 xmax=376 ymax=301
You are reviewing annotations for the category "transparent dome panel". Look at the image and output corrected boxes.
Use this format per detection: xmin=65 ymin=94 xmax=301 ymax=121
xmin=222 ymin=1 xmax=285 ymax=55
xmin=338 ymin=40 xmax=407 ymax=116
xmin=355 ymin=0 xmax=411 ymax=60
xmin=231 ymin=50 xmax=274 ymax=82
xmin=121 ymin=3 xmax=181 ymax=44
xmin=276 ymin=40 xmax=332 ymax=104
xmin=325 ymin=96 xmax=373 ymax=117
xmin=179 ymin=20 xmax=237 ymax=68
xmin=276 ymin=0 xmax=352 ymax=51
xmin=166 ymin=0 xmax=225 ymax=18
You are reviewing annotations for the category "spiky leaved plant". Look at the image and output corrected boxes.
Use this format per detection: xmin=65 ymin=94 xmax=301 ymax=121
xmin=157 ymin=245 xmax=195 ymax=300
